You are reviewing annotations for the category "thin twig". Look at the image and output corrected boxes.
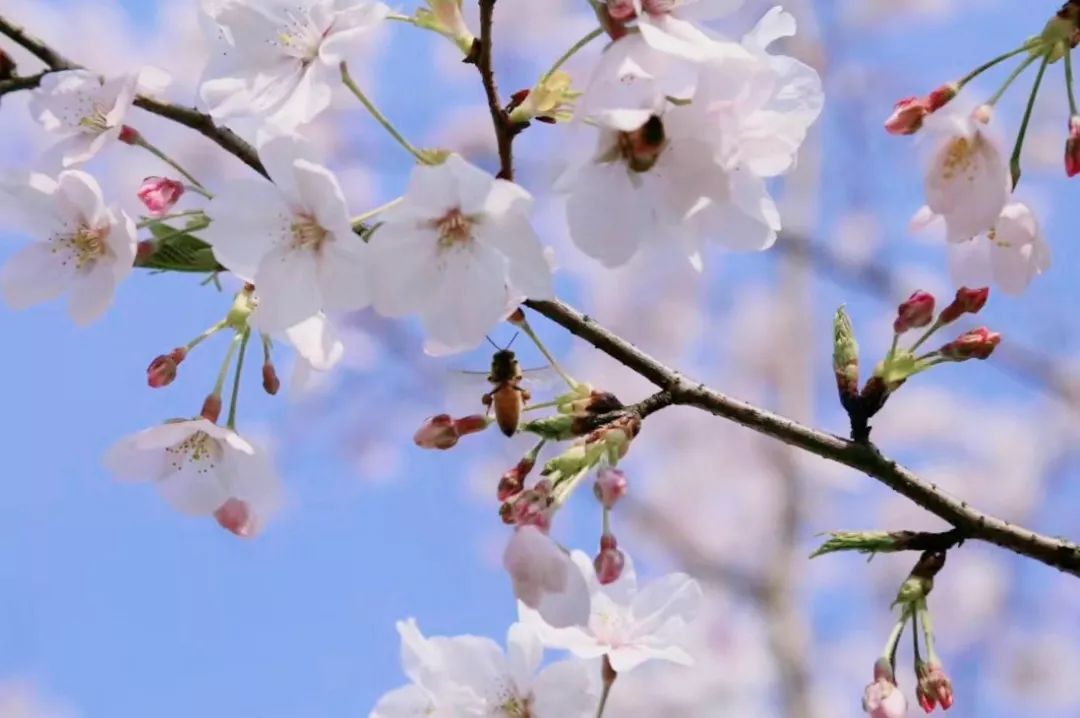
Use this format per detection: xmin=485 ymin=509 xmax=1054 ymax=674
xmin=473 ymin=0 xmax=519 ymax=180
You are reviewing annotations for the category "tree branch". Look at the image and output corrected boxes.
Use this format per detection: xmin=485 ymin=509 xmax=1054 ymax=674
xmin=473 ymin=0 xmax=520 ymax=180
xmin=525 ymin=297 xmax=1080 ymax=577
xmin=0 ymin=13 xmax=268 ymax=178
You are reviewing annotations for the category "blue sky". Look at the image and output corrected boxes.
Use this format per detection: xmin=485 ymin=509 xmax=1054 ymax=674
xmin=2 ymin=1 xmax=1079 ymax=716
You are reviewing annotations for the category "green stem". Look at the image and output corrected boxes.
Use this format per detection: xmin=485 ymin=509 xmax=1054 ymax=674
xmin=959 ymin=38 xmax=1044 ymax=89
xmin=213 ymin=333 xmax=243 ymax=398
xmin=909 ymin=319 xmax=944 ymax=354
xmin=882 ymin=607 xmax=911 ymax=672
xmin=350 ymin=196 xmax=403 ymax=228
xmin=1011 ymin=52 xmax=1052 ymax=188
xmin=523 ymin=398 xmax=563 ymax=412
xmin=918 ymin=601 xmax=941 ymax=664
xmin=517 ymin=316 xmax=577 ymax=390
xmin=340 ymin=61 xmax=432 ymax=165
xmin=886 ymin=333 xmax=900 ymax=363
xmin=187 ymin=320 xmax=227 ymax=351
xmin=386 ymin=12 xmax=420 ymax=26
xmin=987 ymin=53 xmax=1040 ymax=107
xmin=136 ymin=209 xmax=206 ymax=229
xmin=226 ymin=329 xmax=251 ymax=430
xmin=911 ymin=606 xmax=923 ymax=665
xmin=602 ymin=506 xmax=611 ymax=536
xmin=1066 ymin=47 xmax=1078 ymax=116
xmin=133 ymin=135 xmax=212 ymax=197
xmin=543 ymin=27 xmax=603 ymax=81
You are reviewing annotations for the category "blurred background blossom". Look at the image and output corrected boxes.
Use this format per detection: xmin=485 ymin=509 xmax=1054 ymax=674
xmin=1 ymin=0 xmax=1079 ymax=716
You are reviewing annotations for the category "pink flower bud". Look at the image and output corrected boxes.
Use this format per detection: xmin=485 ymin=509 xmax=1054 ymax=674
xmin=200 ymin=394 xmax=223 ymax=423
xmin=118 ymin=125 xmax=141 ymax=145
xmin=137 ymin=176 xmax=185 ymax=217
xmin=454 ymin=415 xmax=490 ymax=437
xmin=894 ymin=290 xmax=936 ymax=333
xmin=146 ymin=347 xmax=186 ymax=388
xmin=498 ymin=455 xmax=537 ymax=501
xmin=593 ymin=467 xmax=628 ymax=509
xmin=863 ymin=661 xmax=908 ymax=718
xmin=885 ymin=97 xmax=929 ymax=135
xmin=262 ymin=363 xmax=280 ymax=395
xmin=510 ymin=485 xmax=553 ymax=531
xmin=214 ymin=498 xmax=255 ymax=537
xmin=972 ymin=103 xmax=993 ymax=125
xmin=1066 ymin=116 xmax=1080 ymax=178
xmin=594 ymin=534 xmax=625 ymax=584
xmin=938 ymin=286 xmax=989 ymax=324
xmin=926 ymin=83 xmax=958 ymax=112
xmin=917 ymin=661 xmax=954 ymax=713
xmin=135 ymin=239 xmax=157 ymax=264
xmin=414 ymin=414 xmax=459 ymax=449
xmin=941 ymin=327 xmax=1001 ymax=361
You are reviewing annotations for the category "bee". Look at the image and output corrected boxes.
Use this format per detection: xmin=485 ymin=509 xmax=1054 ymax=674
xmin=482 ymin=337 xmax=531 ymax=437
xmin=619 ymin=114 xmax=666 ymax=172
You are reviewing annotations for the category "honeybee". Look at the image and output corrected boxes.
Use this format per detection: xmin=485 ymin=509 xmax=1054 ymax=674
xmin=482 ymin=338 xmax=531 ymax=437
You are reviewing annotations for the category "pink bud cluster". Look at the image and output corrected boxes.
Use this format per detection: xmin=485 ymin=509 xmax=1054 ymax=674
xmin=500 ymin=479 xmax=553 ymax=531
xmin=413 ymin=414 xmax=489 ymax=450
xmin=894 ymin=291 xmax=935 ymax=334
xmin=916 ymin=661 xmax=955 ymax=713
xmin=884 ymin=84 xmax=958 ymax=135
xmin=940 ymin=327 xmax=1000 ymax=361
xmin=137 ymin=176 xmax=185 ymax=217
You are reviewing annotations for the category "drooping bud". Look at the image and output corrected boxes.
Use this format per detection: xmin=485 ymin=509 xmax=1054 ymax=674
xmin=214 ymin=497 xmax=254 ymax=537
xmin=593 ymin=467 xmax=628 ymax=509
xmin=939 ymin=327 xmax=1001 ymax=361
xmin=498 ymin=455 xmax=537 ymax=501
xmin=200 ymin=394 xmax=223 ymax=423
xmin=938 ymin=287 xmax=989 ymax=324
xmin=894 ymin=290 xmax=936 ymax=334
xmin=916 ymin=661 xmax=955 ymax=712
xmin=885 ymin=97 xmax=930 ymax=135
xmin=262 ymin=363 xmax=280 ymax=395
xmin=135 ymin=239 xmax=158 ymax=264
xmin=146 ymin=347 xmax=187 ymax=388
xmin=414 ymin=414 xmax=459 ymax=450
xmin=1066 ymin=115 xmax=1080 ymax=177
xmin=415 ymin=0 xmax=476 ymax=55
xmin=863 ymin=658 xmax=908 ymax=718
xmin=594 ymin=533 xmax=626 ymax=584
xmin=137 ymin=176 xmax=185 ymax=217
xmin=118 ymin=125 xmax=141 ymax=145
xmin=926 ymin=83 xmax=959 ymax=112
xmin=972 ymin=103 xmax=993 ymax=125
xmin=509 ymin=481 xmax=553 ymax=530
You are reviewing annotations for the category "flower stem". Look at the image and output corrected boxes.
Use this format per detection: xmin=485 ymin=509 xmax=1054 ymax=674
xmin=261 ymin=333 xmax=273 ymax=364
xmin=882 ymin=607 xmax=911 ymax=672
xmin=516 ymin=315 xmax=577 ymax=390
xmin=959 ymin=38 xmax=1044 ymax=89
xmin=350 ymin=196 xmax=403 ymax=229
xmin=385 ymin=12 xmax=420 ymax=26
xmin=136 ymin=209 xmax=206 ymax=229
xmin=1011 ymin=52 xmax=1052 ymax=189
xmin=909 ymin=318 xmax=944 ymax=353
xmin=596 ymin=657 xmax=617 ymax=718
xmin=886 ymin=333 xmax=900 ymax=363
xmin=918 ymin=601 xmax=941 ymax=665
xmin=340 ymin=61 xmax=432 ymax=165
xmin=523 ymin=398 xmax=563 ymax=412
xmin=227 ymin=329 xmax=251 ymax=430
xmin=602 ymin=506 xmax=611 ymax=536
xmin=132 ymin=135 xmax=213 ymax=198
xmin=1066 ymin=47 xmax=1078 ymax=116
xmin=543 ymin=27 xmax=603 ymax=81
xmin=213 ymin=332 xmax=243 ymax=398
xmin=987 ymin=53 xmax=1040 ymax=107
xmin=187 ymin=320 xmax=227 ymax=351
xmin=911 ymin=606 xmax=923 ymax=664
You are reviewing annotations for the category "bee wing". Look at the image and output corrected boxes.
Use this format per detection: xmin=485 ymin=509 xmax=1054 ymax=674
xmin=518 ymin=366 xmax=564 ymax=394
xmin=443 ymin=368 xmax=496 ymax=413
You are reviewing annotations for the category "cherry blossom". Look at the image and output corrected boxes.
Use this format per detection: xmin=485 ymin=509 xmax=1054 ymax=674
xmin=103 ymin=418 xmax=283 ymax=535
xmin=520 ymin=550 xmax=702 ymax=673
xmin=0 ymin=169 xmax=136 ymax=326
xmin=504 ymin=526 xmax=591 ymax=629
xmin=199 ymin=0 xmax=389 ymax=130
xmin=921 ymin=108 xmax=1011 ymax=243
xmin=367 ymin=154 xmax=554 ymax=355
xmin=28 ymin=69 xmax=138 ymax=167
xmin=912 ymin=201 xmax=1050 ymax=295
xmin=371 ymin=619 xmax=597 ymax=717
xmin=202 ymin=135 xmax=370 ymax=333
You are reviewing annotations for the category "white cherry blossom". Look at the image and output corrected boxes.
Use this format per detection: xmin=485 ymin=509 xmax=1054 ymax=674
xmin=504 ymin=526 xmax=591 ymax=629
xmin=912 ymin=201 xmax=1050 ymax=295
xmin=29 ymin=69 xmax=138 ymax=167
xmin=520 ymin=551 xmax=702 ymax=673
xmin=367 ymin=154 xmax=554 ymax=355
xmin=104 ymin=418 xmax=282 ymax=536
xmin=921 ymin=108 xmax=1011 ymax=242
xmin=0 ymin=170 xmax=136 ymax=326
xmin=202 ymin=134 xmax=371 ymax=333
xmin=371 ymin=618 xmax=597 ymax=718
xmin=199 ymin=0 xmax=389 ymax=130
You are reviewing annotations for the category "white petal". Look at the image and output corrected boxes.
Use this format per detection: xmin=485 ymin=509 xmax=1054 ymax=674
xmin=947 ymin=239 xmax=993 ymax=290
xmin=563 ymin=161 xmax=649 ymax=267
xmin=250 ymin=246 xmax=324 ymax=333
xmin=317 ymin=236 xmax=371 ymax=311
xmin=369 ymin=685 xmax=434 ymax=718
xmin=103 ymin=431 xmax=169 ymax=483
xmin=292 ymin=159 xmax=352 ymax=234
xmin=743 ymin=6 xmax=797 ymax=51
xmin=531 ymin=659 xmax=598 ymax=718
xmin=368 ymin=227 xmax=442 ymax=317
xmin=475 ymin=213 xmax=553 ymax=300
xmin=283 ymin=312 xmax=345 ymax=371
xmin=506 ymin=623 xmax=543 ymax=695
xmin=56 ymin=170 xmax=108 ymax=228
xmin=203 ymin=180 xmax=292 ymax=279
xmin=420 ymin=243 xmax=509 ymax=351
xmin=67 ymin=262 xmax=117 ymax=326
xmin=1 ymin=242 xmax=76 ymax=310
xmin=630 ymin=573 xmax=702 ymax=635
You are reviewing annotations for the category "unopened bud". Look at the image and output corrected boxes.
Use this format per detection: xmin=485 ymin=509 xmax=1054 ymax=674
xmin=940 ymin=327 xmax=1001 ymax=361
xmin=146 ymin=346 xmax=187 ymax=388
xmin=894 ymin=290 xmax=936 ymax=334
xmin=926 ymin=83 xmax=958 ymax=112
xmin=1066 ymin=115 xmax=1080 ymax=178
xmin=262 ymin=363 xmax=280 ymax=395
xmin=498 ymin=455 xmax=537 ymax=501
xmin=593 ymin=467 xmax=628 ymax=509
xmin=214 ymin=497 xmax=254 ymax=537
xmin=454 ymin=415 xmax=490 ymax=436
xmin=510 ymin=486 xmax=552 ymax=530
xmin=414 ymin=414 xmax=460 ymax=450
xmin=118 ymin=125 xmax=141 ymax=145
xmin=863 ymin=659 xmax=906 ymax=718
xmin=833 ymin=307 xmax=861 ymax=411
xmin=916 ymin=660 xmax=955 ymax=712
xmin=594 ymin=534 xmax=625 ymax=584
xmin=137 ymin=176 xmax=185 ymax=217
xmin=972 ymin=103 xmax=993 ymax=125
xmin=885 ymin=97 xmax=929 ymax=135
xmin=938 ymin=286 xmax=989 ymax=324
xmin=201 ymin=394 xmax=223 ymax=423
xmin=135 ymin=239 xmax=158 ymax=264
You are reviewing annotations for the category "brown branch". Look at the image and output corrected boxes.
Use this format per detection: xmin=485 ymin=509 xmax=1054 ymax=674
xmin=525 ymin=297 xmax=1080 ymax=577
xmin=472 ymin=0 xmax=521 ymax=180
xmin=0 ymin=70 xmax=47 ymax=96
xmin=0 ymin=13 xmax=267 ymax=179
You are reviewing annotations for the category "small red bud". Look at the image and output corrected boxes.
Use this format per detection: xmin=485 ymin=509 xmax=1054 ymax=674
xmin=941 ymin=327 xmax=1001 ymax=361
xmin=593 ymin=467 xmax=628 ymax=509
xmin=262 ymin=363 xmax=280 ymax=395
xmin=214 ymin=498 xmax=254 ymax=537
xmin=497 ymin=455 xmax=536 ymax=501
xmin=137 ymin=176 xmax=185 ymax=217
xmin=118 ymin=125 xmax=141 ymax=145
xmin=939 ymin=286 xmax=989 ymax=324
xmin=894 ymin=290 xmax=936 ymax=334
xmin=146 ymin=347 xmax=187 ymax=388
xmin=594 ymin=534 xmax=625 ymax=584
xmin=414 ymin=414 xmax=459 ymax=450
xmin=1066 ymin=116 xmax=1080 ymax=178
xmin=454 ymin=415 xmax=490 ymax=437
xmin=135 ymin=239 xmax=158 ymax=264
xmin=509 ymin=88 xmax=530 ymax=107
xmin=885 ymin=97 xmax=929 ymax=135
xmin=926 ymin=83 xmax=959 ymax=112
xmin=201 ymin=394 xmax=223 ymax=423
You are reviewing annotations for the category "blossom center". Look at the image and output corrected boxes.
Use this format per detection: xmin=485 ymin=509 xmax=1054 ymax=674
xmin=77 ymin=101 xmax=111 ymax=134
xmin=499 ymin=696 xmax=533 ymax=718
xmin=165 ymin=431 xmax=224 ymax=475
xmin=276 ymin=10 xmax=329 ymax=63
xmin=617 ymin=115 xmax=666 ymax=173
xmin=291 ymin=214 xmax=328 ymax=252
xmin=52 ymin=225 xmax=109 ymax=271
xmin=433 ymin=207 xmax=477 ymax=249
xmin=940 ymin=135 xmax=979 ymax=182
